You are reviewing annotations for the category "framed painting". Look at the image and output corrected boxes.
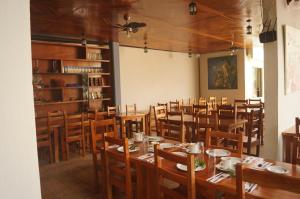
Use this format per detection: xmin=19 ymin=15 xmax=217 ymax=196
xmin=284 ymin=25 xmax=300 ymax=94
xmin=208 ymin=55 xmax=238 ymax=89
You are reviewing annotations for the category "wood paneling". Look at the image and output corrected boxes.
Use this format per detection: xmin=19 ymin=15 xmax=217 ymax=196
xmin=30 ymin=0 xmax=262 ymax=53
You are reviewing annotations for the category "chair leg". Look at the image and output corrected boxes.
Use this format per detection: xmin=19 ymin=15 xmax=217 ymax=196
xmin=66 ymin=142 xmax=70 ymax=160
xmin=49 ymin=144 xmax=53 ymax=163
xmin=256 ymin=144 xmax=260 ymax=157
xmin=82 ymin=138 xmax=86 ymax=157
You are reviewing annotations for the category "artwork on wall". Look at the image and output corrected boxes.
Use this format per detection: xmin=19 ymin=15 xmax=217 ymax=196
xmin=284 ymin=25 xmax=300 ymax=94
xmin=208 ymin=55 xmax=238 ymax=89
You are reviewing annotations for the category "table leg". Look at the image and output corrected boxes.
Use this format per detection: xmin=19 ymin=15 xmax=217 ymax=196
xmin=142 ymin=116 xmax=146 ymax=135
xmin=121 ymin=118 xmax=126 ymax=138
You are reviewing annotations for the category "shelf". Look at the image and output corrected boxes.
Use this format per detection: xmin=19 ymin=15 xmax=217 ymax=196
xmin=63 ymin=58 xmax=110 ymax=63
xmin=88 ymin=85 xmax=111 ymax=89
xmin=89 ymin=98 xmax=111 ymax=101
xmin=34 ymin=100 xmax=88 ymax=106
xmin=34 ymin=86 xmax=84 ymax=90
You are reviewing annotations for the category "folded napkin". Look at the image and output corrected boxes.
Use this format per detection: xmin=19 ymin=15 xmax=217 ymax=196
xmin=138 ymin=153 xmax=154 ymax=160
xmin=245 ymin=182 xmax=257 ymax=193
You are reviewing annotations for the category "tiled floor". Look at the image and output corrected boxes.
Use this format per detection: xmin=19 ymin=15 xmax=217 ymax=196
xmin=39 ymin=155 xmax=103 ymax=199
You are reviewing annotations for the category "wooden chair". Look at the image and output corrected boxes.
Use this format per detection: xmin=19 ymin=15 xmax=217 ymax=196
xmin=236 ymin=163 xmax=300 ymax=199
xmin=125 ymin=104 xmax=141 ymax=134
xmin=198 ymin=97 xmax=206 ymax=105
xmin=169 ymin=101 xmax=180 ymax=112
xmin=91 ymin=118 xmax=118 ymax=192
xmin=292 ymin=136 xmax=300 ymax=165
xmin=36 ymin=117 xmax=53 ymax=163
xmin=234 ymin=99 xmax=248 ymax=113
xmin=209 ymin=96 xmax=217 ymax=110
xmin=194 ymin=112 xmax=218 ymax=142
xmin=107 ymin=105 xmax=120 ymax=118
xmin=104 ymin=136 xmax=133 ymax=199
xmin=154 ymin=144 xmax=196 ymax=199
xmin=47 ymin=110 xmax=65 ymax=160
xmin=206 ymin=130 xmax=243 ymax=157
xmin=217 ymin=105 xmax=237 ymax=132
xmin=161 ymin=111 xmax=185 ymax=142
xmin=154 ymin=105 xmax=167 ymax=136
xmin=64 ymin=112 xmax=85 ymax=159
xmin=244 ymin=108 xmax=263 ymax=156
xmin=192 ymin=104 xmax=208 ymax=115
xmin=296 ymin=117 xmax=300 ymax=134
xmin=157 ymin=102 xmax=168 ymax=111
xmin=221 ymin=97 xmax=228 ymax=105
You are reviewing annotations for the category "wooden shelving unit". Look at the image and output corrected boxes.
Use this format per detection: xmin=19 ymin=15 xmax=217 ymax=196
xmin=32 ymin=40 xmax=115 ymax=117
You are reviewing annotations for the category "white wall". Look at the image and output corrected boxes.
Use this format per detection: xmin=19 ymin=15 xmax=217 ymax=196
xmin=119 ymin=46 xmax=199 ymax=110
xmin=276 ymin=0 xmax=300 ymax=159
xmin=0 ymin=0 xmax=41 ymax=198
xmin=199 ymin=50 xmax=246 ymax=104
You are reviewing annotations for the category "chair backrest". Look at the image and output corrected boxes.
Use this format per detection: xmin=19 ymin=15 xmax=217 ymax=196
xmin=206 ymin=130 xmax=243 ymax=157
xmin=217 ymin=104 xmax=236 ymax=120
xmin=64 ymin=112 xmax=84 ymax=138
xmin=47 ymin=110 xmax=65 ymax=129
xmin=107 ymin=105 xmax=120 ymax=118
xmin=126 ymin=104 xmax=137 ymax=115
xmin=292 ymin=136 xmax=300 ymax=165
xmin=296 ymin=117 xmax=300 ymax=134
xmin=91 ymin=118 xmax=118 ymax=154
xmin=161 ymin=111 xmax=185 ymax=142
xmin=192 ymin=104 xmax=208 ymax=115
xmin=104 ymin=136 xmax=132 ymax=199
xmin=157 ymin=102 xmax=168 ymax=111
xmin=234 ymin=99 xmax=248 ymax=111
xmin=221 ymin=97 xmax=228 ymax=105
xmin=154 ymin=145 xmax=196 ymax=199
xmin=169 ymin=101 xmax=180 ymax=112
xmin=198 ymin=97 xmax=206 ymax=105
xmin=194 ymin=112 xmax=218 ymax=142
xmin=35 ymin=116 xmax=51 ymax=146
xmin=248 ymin=98 xmax=261 ymax=104
xmin=236 ymin=164 xmax=300 ymax=199
xmin=209 ymin=96 xmax=217 ymax=109
xmin=246 ymin=108 xmax=263 ymax=139
xmin=189 ymin=97 xmax=196 ymax=105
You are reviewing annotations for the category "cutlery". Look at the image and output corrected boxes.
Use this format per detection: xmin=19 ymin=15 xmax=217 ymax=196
xmin=207 ymin=172 xmax=223 ymax=182
xmin=248 ymin=184 xmax=257 ymax=193
xmin=210 ymin=173 xmax=229 ymax=183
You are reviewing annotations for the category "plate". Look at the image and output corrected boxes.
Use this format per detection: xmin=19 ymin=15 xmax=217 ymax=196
xmin=206 ymin=149 xmax=231 ymax=157
xmin=147 ymin=136 xmax=163 ymax=142
xmin=160 ymin=143 xmax=174 ymax=149
xmin=216 ymin=157 xmax=241 ymax=172
xmin=176 ymin=163 xmax=205 ymax=172
xmin=266 ymin=165 xmax=288 ymax=174
xmin=172 ymin=151 xmax=187 ymax=157
xmin=117 ymin=146 xmax=139 ymax=153
xmin=186 ymin=148 xmax=201 ymax=154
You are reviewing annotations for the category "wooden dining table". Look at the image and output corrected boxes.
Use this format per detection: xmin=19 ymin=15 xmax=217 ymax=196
xmin=107 ymin=139 xmax=300 ymax=199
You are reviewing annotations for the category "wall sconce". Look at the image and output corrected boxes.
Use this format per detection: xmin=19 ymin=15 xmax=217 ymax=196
xmin=246 ymin=19 xmax=252 ymax=35
xmin=189 ymin=0 xmax=197 ymax=15
xmin=144 ymin=41 xmax=148 ymax=53
xmin=188 ymin=49 xmax=192 ymax=58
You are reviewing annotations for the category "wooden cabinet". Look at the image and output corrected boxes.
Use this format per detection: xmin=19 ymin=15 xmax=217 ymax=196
xmin=32 ymin=41 xmax=115 ymax=117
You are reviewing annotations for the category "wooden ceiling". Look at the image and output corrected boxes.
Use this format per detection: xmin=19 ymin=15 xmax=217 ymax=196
xmin=30 ymin=0 xmax=263 ymax=53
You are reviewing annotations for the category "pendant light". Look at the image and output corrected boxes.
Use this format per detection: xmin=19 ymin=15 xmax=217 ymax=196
xmin=81 ymin=33 xmax=87 ymax=46
xmin=246 ymin=19 xmax=252 ymax=35
xmin=189 ymin=0 xmax=197 ymax=15
xmin=188 ymin=49 xmax=192 ymax=58
xmin=144 ymin=41 xmax=148 ymax=53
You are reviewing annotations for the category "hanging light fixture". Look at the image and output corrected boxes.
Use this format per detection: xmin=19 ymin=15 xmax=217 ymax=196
xmin=246 ymin=19 xmax=252 ymax=35
xmin=230 ymin=41 xmax=238 ymax=56
xmin=189 ymin=0 xmax=197 ymax=15
xmin=144 ymin=41 xmax=148 ymax=53
xmin=188 ymin=49 xmax=192 ymax=58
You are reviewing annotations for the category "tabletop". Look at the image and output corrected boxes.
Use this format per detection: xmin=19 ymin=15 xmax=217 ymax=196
xmin=107 ymin=138 xmax=300 ymax=199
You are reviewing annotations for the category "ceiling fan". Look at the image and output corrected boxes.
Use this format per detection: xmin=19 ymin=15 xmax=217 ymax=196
xmin=112 ymin=14 xmax=146 ymax=36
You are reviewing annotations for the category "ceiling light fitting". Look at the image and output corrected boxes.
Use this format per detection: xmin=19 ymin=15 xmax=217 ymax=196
xmin=189 ymin=0 xmax=197 ymax=15
xmin=246 ymin=19 xmax=252 ymax=35
xmin=144 ymin=41 xmax=148 ymax=53
xmin=188 ymin=49 xmax=192 ymax=58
